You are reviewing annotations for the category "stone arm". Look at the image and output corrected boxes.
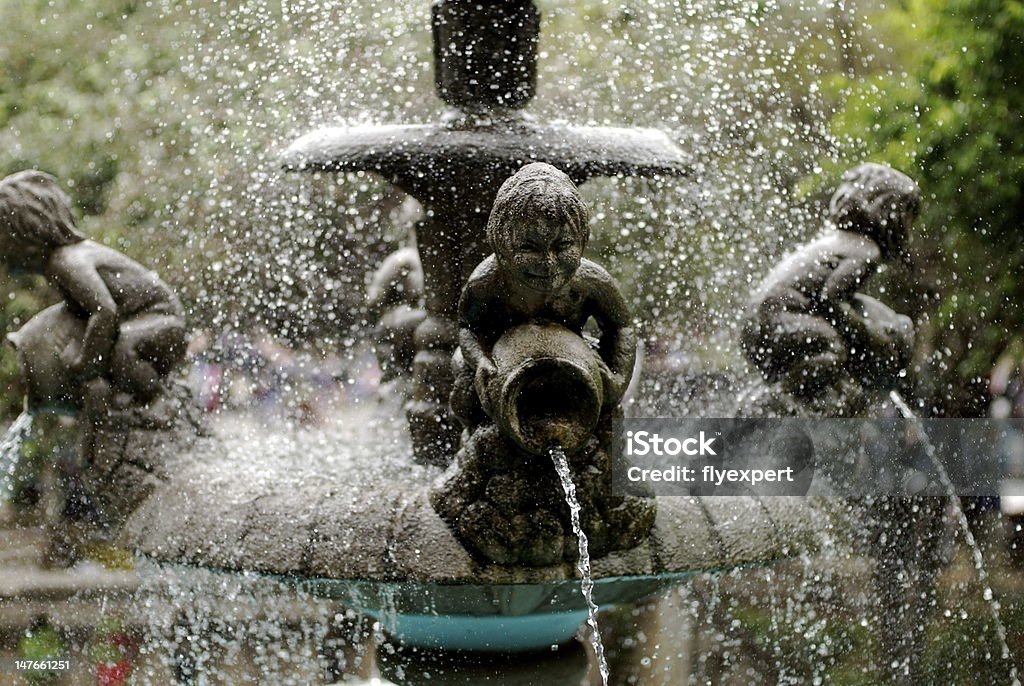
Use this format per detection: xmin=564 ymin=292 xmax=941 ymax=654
xmin=820 ymin=244 xmax=879 ymax=306
xmin=47 ymin=253 xmax=118 ymax=381
xmin=585 ymin=265 xmax=637 ymax=404
xmin=457 ymin=282 xmax=496 ymax=375
xmin=367 ymin=247 xmax=424 ymax=315
xmin=458 ymin=327 xmax=493 ymax=374
xmin=839 ymin=292 xmax=914 ymax=390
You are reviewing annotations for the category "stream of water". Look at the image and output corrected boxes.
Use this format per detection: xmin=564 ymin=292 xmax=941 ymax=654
xmin=889 ymin=390 xmax=1020 ymax=685
xmin=0 ymin=409 xmax=33 ymax=502
xmin=550 ymin=445 xmax=610 ymax=686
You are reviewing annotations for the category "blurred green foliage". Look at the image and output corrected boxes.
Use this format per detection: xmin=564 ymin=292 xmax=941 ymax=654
xmin=17 ymin=619 xmax=65 ymax=684
xmin=824 ymin=0 xmax=1024 ymax=414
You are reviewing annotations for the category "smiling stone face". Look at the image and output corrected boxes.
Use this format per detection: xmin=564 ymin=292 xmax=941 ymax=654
xmin=501 ymin=216 xmax=583 ymax=294
xmin=485 ymin=162 xmax=589 ymax=297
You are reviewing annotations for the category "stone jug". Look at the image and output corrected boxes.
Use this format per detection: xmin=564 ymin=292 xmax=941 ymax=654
xmin=843 ymin=292 xmax=914 ymax=391
xmin=6 ymin=303 xmax=86 ymax=412
xmin=486 ymin=323 xmax=605 ymax=454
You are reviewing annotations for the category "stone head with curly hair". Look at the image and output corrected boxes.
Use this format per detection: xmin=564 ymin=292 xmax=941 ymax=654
xmin=828 ymin=162 xmax=920 ymax=258
xmin=0 ymin=170 xmax=84 ymax=272
xmin=486 ymin=163 xmax=589 ymax=294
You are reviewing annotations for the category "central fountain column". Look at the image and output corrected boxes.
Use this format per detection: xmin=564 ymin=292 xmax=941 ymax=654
xmin=405 ymin=0 xmax=544 ymax=464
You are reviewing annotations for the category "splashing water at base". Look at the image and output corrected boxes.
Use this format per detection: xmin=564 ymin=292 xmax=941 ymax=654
xmin=549 ymin=445 xmax=609 ymax=686
xmin=0 ymin=409 xmax=33 ymax=502
xmin=890 ymin=390 xmax=1021 ymax=686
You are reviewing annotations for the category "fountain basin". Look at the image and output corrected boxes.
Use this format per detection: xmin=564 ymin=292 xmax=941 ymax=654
xmin=119 ymin=401 xmax=827 ymax=651
xmin=295 ymin=575 xmax=674 ymax=652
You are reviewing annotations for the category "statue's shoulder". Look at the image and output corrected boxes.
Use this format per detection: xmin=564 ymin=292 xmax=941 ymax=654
xmin=832 ymin=230 xmax=881 ymax=260
xmin=48 ymin=239 xmax=97 ymax=272
xmin=461 ymin=255 xmax=504 ymax=312
xmin=769 ymin=231 xmax=847 ymax=275
xmin=573 ymin=258 xmax=619 ymax=297
xmin=803 ymin=229 xmax=878 ymax=258
xmin=465 ymin=255 xmax=501 ymax=289
xmin=55 ymin=239 xmax=132 ymax=264
xmin=575 ymin=257 xmax=614 ymax=284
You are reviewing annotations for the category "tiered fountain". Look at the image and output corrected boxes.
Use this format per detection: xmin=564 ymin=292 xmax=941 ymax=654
xmin=6 ymin=0 xmax=831 ymax=657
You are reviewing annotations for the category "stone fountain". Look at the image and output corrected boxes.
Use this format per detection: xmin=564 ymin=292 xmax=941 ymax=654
xmin=1 ymin=0 xmax=876 ymax=657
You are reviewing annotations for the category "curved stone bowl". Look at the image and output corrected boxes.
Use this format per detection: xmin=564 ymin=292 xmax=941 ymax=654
xmin=122 ymin=399 xmax=826 ymax=651
xmin=281 ymin=122 xmax=692 ymax=199
xmin=6 ymin=303 xmax=86 ymax=412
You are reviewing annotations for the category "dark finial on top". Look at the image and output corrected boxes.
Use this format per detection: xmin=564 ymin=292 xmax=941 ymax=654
xmin=432 ymin=0 xmax=540 ymax=113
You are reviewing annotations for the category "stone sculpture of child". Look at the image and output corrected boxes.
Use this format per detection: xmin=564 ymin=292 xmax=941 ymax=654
xmin=0 ymin=170 xmax=186 ymax=406
xmin=450 ymin=162 xmax=635 ymax=426
xmin=438 ymin=163 xmax=652 ymax=566
xmin=741 ymin=162 xmax=920 ymax=399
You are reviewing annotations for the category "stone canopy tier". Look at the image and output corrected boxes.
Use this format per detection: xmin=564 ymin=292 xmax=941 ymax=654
xmin=281 ymin=122 xmax=692 ymax=201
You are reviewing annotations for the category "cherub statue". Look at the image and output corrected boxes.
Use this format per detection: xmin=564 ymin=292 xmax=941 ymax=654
xmin=450 ymin=162 xmax=636 ymax=426
xmin=741 ymin=163 xmax=920 ymax=399
xmin=436 ymin=163 xmax=653 ymax=566
xmin=0 ymin=170 xmax=186 ymax=409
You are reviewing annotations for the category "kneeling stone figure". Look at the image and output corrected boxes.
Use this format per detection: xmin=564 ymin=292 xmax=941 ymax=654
xmin=433 ymin=162 xmax=654 ymax=567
